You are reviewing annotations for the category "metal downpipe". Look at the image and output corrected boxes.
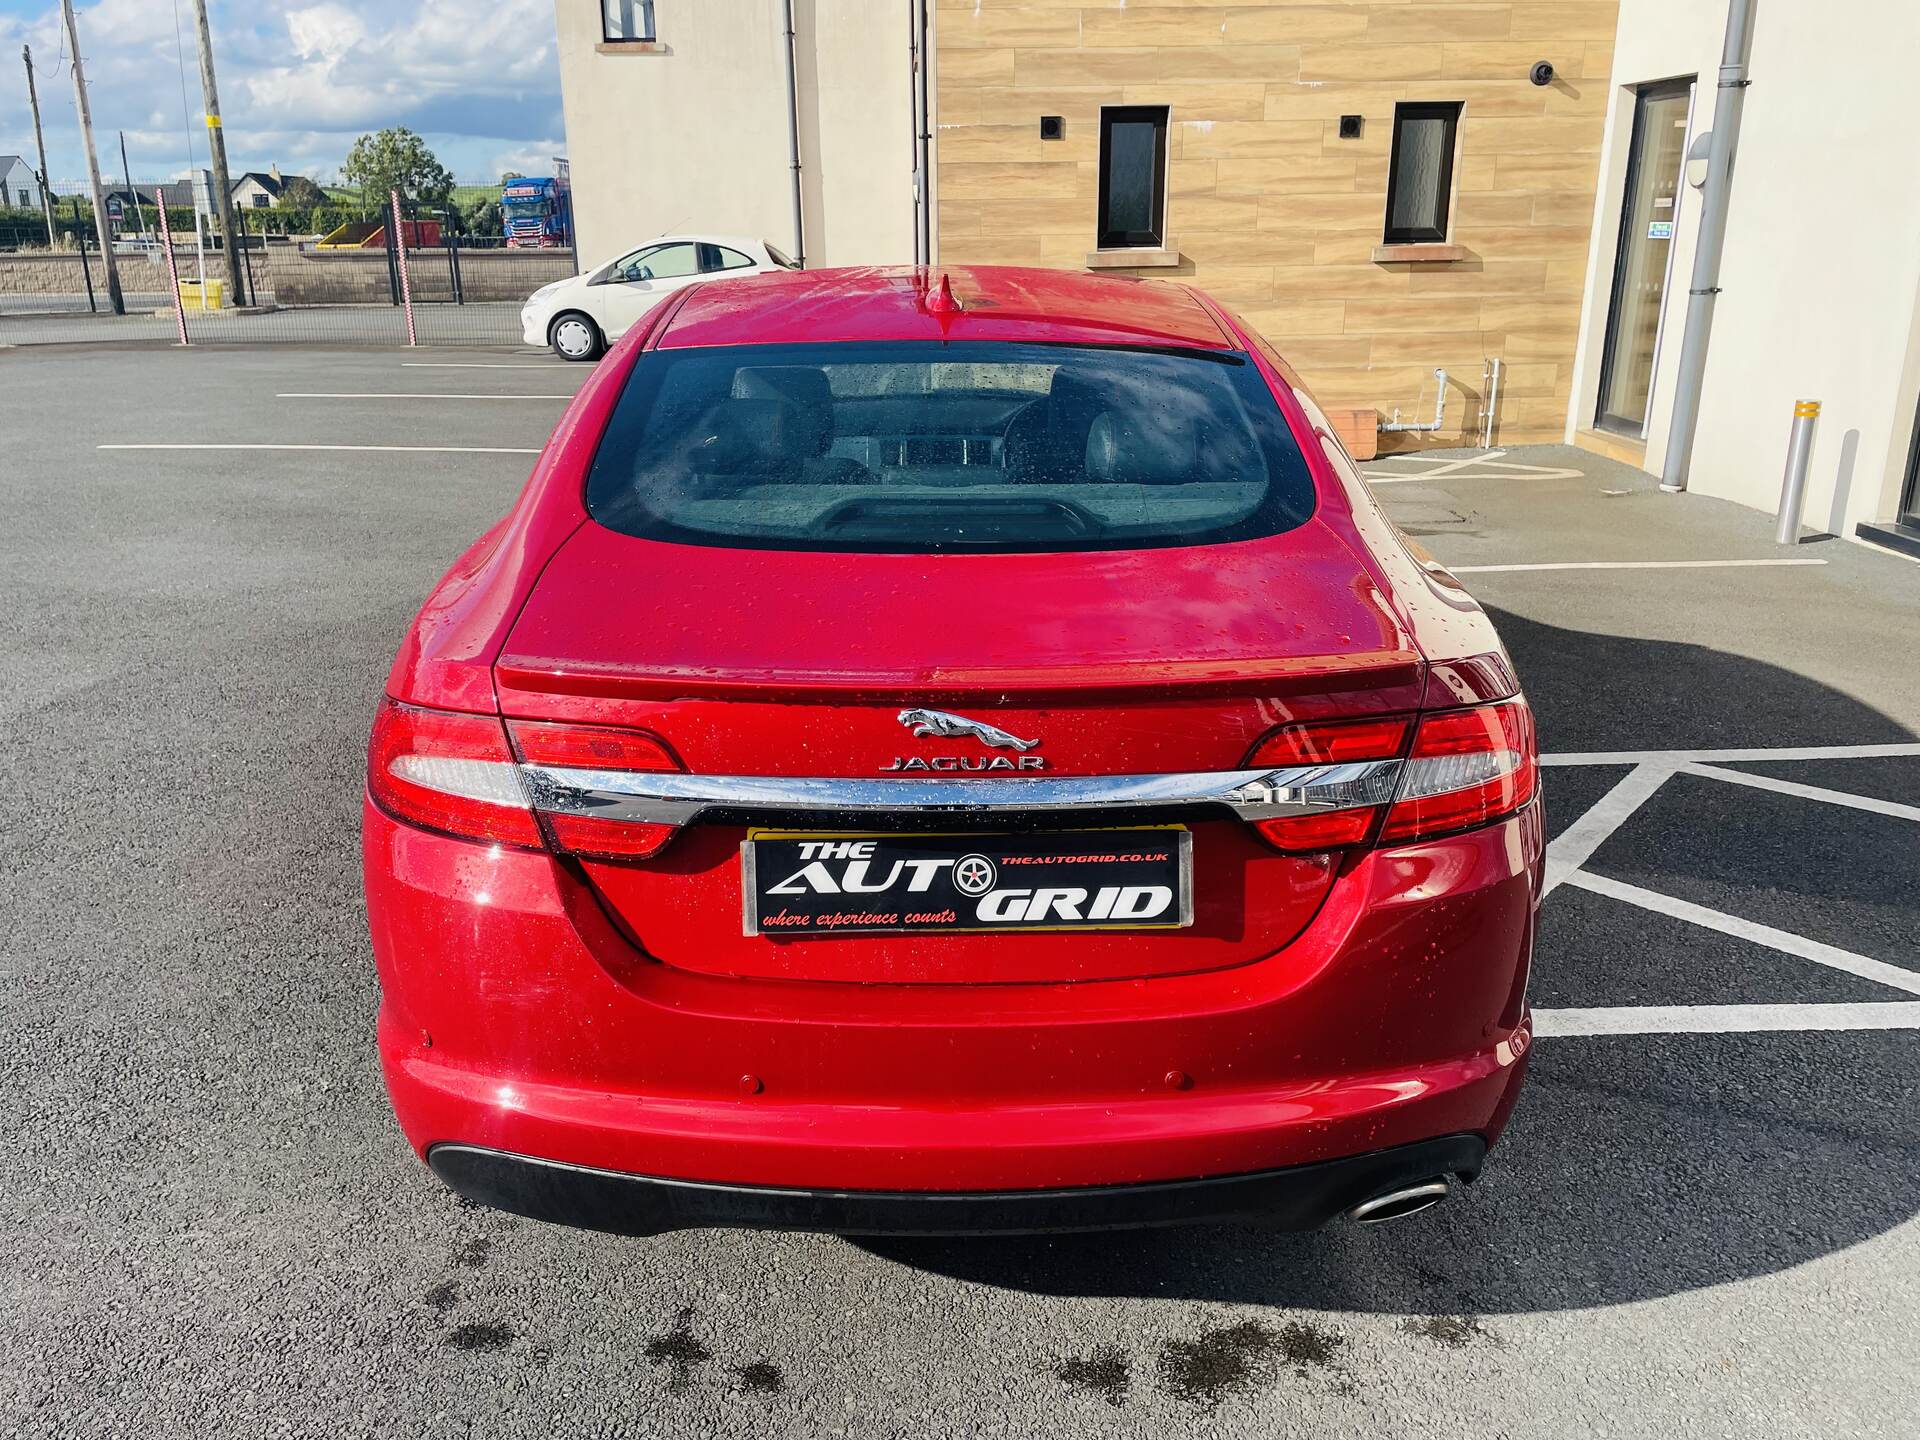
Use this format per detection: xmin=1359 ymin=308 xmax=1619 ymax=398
xmin=1658 ymin=0 xmax=1757 ymax=492
xmin=908 ymin=0 xmax=929 ymax=264
xmin=782 ymin=0 xmax=806 ymax=268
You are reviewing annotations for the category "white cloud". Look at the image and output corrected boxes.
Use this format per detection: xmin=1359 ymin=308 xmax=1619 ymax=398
xmin=284 ymin=3 xmax=367 ymax=61
xmin=491 ymin=140 xmax=568 ymax=179
xmin=1 ymin=0 xmax=562 ymax=187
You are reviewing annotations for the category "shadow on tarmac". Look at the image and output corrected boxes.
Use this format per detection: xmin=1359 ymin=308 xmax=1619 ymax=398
xmin=853 ymin=613 xmax=1920 ymax=1313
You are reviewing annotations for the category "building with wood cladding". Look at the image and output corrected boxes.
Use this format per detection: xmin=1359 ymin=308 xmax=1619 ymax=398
xmin=930 ymin=1 xmax=1619 ymax=454
xmin=550 ymin=2 xmax=1920 ymax=550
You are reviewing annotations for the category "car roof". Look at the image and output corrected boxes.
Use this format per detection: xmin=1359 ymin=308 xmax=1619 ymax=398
xmin=655 ymin=265 xmax=1234 ymax=352
xmin=647 ymin=234 xmax=767 ymax=251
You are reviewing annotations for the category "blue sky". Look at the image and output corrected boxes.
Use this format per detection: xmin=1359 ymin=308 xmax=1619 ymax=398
xmin=1 ymin=0 xmax=565 ymax=189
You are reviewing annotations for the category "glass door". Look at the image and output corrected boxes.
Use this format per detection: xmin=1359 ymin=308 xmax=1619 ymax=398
xmin=1902 ymin=398 xmax=1920 ymax=529
xmin=1595 ymin=79 xmax=1694 ymax=436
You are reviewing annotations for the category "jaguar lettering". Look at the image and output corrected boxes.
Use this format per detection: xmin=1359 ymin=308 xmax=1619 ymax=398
xmin=879 ymin=754 xmax=1047 ymax=772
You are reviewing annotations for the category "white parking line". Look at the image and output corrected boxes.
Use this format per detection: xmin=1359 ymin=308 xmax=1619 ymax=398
xmin=1401 ymin=450 xmax=1506 ymax=478
xmin=1543 ymin=763 xmax=1668 ymax=897
xmin=401 ymin=363 xmax=570 ymax=370
xmin=1543 ymin=741 xmax=1920 ymax=767
xmin=1565 ymin=871 xmax=1920 ymax=997
xmin=1536 ymin=1002 xmax=1920 ymax=1036
xmin=275 ymin=392 xmax=575 ymax=400
xmin=97 ymin=443 xmax=541 ymax=454
xmin=1681 ymin=762 xmax=1920 ymax=823
xmin=1453 ymin=558 xmax=1827 ymax=573
xmin=1365 ymin=455 xmax=1587 ymax=482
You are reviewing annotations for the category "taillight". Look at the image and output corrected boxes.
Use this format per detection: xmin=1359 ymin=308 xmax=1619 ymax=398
xmin=366 ymin=698 xmax=542 ymax=848
xmin=1249 ymin=716 xmax=1411 ymax=766
xmin=366 ymin=699 xmax=683 ymax=859
xmin=1242 ymin=700 xmax=1536 ymax=852
xmin=1379 ymin=699 xmax=1538 ymax=843
xmin=507 ymin=719 xmax=680 ymax=859
xmin=1245 ymin=717 xmax=1409 ymax=852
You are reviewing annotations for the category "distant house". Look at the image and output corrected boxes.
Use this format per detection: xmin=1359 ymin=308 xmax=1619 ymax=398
xmin=103 ymin=180 xmax=197 ymax=211
xmin=1 ymin=155 xmax=44 ymax=211
xmin=231 ymin=167 xmax=294 ymax=209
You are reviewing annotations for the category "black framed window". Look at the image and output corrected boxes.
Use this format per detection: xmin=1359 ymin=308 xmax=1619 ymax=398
xmin=602 ymin=0 xmax=656 ymax=42
xmin=1383 ymin=102 xmax=1462 ymax=244
xmin=1096 ymin=106 xmax=1168 ymax=249
xmin=701 ymin=244 xmax=758 ymax=272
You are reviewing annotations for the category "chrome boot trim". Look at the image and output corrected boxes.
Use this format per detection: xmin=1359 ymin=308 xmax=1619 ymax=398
xmin=518 ymin=758 xmax=1404 ymax=828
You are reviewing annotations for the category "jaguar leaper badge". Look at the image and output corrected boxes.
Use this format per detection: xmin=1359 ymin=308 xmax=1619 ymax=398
xmin=883 ymin=708 xmax=1045 ymax=772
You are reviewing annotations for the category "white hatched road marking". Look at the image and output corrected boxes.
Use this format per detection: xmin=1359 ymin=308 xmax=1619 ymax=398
xmin=98 ymin=443 xmax=542 ymax=455
xmin=1536 ymin=1003 xmax=1920 ymax=1037
xmin=1537 ymin=740 xmax=1920 ymax=1033
xmin=1453 ymin=558 xmax=1826 ymax=574
xmin=1395 ymin=450 xmax=1506 ymax=479
xmin=1564 ymin=872 xmax=1920 ymax=998
xmin=1680 ymin=762 xmax=1920 ymax=822
xmin=1365 ymin=453 xmax=1587 ymax=483
xmin=1542 ymin=763 xmax=1668 ymax=897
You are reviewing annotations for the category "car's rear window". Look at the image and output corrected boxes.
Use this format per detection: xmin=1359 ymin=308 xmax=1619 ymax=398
xmin=584 ymin=341 xmax=1316 ymax=553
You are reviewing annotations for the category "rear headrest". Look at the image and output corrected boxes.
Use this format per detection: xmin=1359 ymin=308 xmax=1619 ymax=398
xmin=1044 ymin=369 xmax=1104 ymax=439
xmin=1084 ymin=410 xmax=1200 ymax=484
xmin=689 ymin=398 xmax=816 ymax=471
xmin=1003 ymin=368 xmax=1110 ymax=481
xmin=732 ymin=366 xmax=833 ymax=455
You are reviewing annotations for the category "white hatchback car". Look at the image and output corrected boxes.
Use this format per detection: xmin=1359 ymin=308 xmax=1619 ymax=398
xmin=520 ymin=235 xmax=797 ymax=361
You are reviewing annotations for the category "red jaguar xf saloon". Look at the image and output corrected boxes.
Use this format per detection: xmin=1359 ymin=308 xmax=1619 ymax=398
xmin=364 ymin=266 xmax=1540 ymax=1236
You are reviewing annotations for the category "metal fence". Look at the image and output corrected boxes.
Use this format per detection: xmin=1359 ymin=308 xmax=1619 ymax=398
xmin=0 ymin=186 xmax=577 ymax=349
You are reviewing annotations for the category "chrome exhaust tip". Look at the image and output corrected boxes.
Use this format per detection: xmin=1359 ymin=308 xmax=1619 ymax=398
xmin=1345 ymin=1177 xmax=1453 ymax=1225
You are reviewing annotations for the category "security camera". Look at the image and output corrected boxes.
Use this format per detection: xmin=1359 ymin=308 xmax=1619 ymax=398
xmin=1529 ymin=61 xmax=1555 ymax=87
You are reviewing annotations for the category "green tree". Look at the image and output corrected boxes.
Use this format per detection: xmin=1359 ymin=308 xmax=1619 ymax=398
xmin=460 ymin=192 xmax=502 ymax=238
xmin=277 ymin=174 xmax=327 ymax=208
xmin=501 ymin=170 xmax=524 ymax=185
xmin=340 ymin=128 xmax=455 ymax=211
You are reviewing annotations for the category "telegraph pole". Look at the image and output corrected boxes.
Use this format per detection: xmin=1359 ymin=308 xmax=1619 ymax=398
xmin=57 ymin=0 xmax=124 ymax=313
xmin=189 ymin=0 xmax=245 ymax=305
xmin=119 ymin=131 xmax=150 ymax=240
xmin=23 ymin=45 xmax=57 ymax=248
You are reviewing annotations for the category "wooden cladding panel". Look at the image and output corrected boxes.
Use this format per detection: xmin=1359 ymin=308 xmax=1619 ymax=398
xmin=934 ymin=1 xmax=1619 ymax=447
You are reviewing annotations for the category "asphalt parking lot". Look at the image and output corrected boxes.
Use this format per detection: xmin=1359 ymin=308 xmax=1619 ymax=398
xmin=3 ymin=344 xmax=1917 ymax=1438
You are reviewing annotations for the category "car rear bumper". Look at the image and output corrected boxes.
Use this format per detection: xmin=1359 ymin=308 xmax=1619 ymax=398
xmin=366 ymin=797 xmax=1540 ymax=1204
xmin=428 ymin=1133 xmax=1487 ymax=1236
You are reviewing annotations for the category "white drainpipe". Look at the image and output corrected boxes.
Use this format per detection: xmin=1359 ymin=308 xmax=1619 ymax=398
xmin=1659 ymin=0 xmax=1757 ymax=491
xmin=1379 ymin=368 xmax=1450 ymax=433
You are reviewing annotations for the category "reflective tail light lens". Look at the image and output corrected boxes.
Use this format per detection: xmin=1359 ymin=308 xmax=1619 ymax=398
xmin=1247 ymin=717 xmax=1409 ymax=852
xmin=1245 ymin=700 xmax=1536 ymax=852
xmin=366 ymin=699 xmax=682 ymax=859
xmin=507 ymin=719 xmax=679 ymax=859
xmin=1249 ymin=716 xmax=1412 ymax=767
xmin=367 ymin=699 xmax=542 ymax=848
xmin=1379 ymin=699 xmax=1537 ymax=843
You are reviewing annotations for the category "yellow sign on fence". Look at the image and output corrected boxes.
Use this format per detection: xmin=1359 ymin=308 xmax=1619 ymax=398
xmin=179 ymin=278 xmax=224 ymax=310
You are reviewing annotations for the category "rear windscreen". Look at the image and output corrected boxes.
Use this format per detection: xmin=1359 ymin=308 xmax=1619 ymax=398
xmin=584 ymin=341 xmax=1316 ymax=553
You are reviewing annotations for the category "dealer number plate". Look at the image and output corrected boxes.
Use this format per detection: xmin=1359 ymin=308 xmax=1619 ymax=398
xmin=742 ymin=827 xmax=1193 ymax=937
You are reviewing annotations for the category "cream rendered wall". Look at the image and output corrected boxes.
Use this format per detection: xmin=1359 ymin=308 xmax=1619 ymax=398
xmin=552 ymin=0 xmax=913 ymax=270
xmin=1568 ymin=0 xmax=1920 ymax=534
xmin=798 ymin=0 xmax=916 ymax=268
